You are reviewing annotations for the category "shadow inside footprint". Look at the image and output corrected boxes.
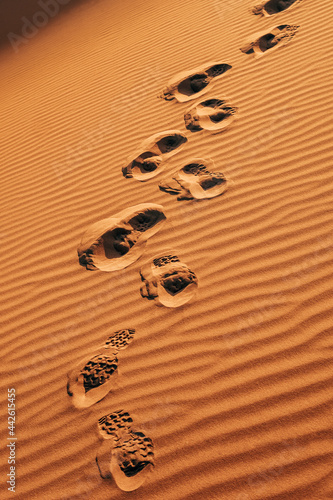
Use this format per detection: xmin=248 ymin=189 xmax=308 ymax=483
xmin=96 ymin=410 xmax=155 ymax=491
xmin=160 ymin=62 xmax=232 ymax=102
xmin=67 ymin=330 xmax=135 ymax=408
xmin=155 ymin=133 xmax=187 ymax=154
xmin=241 ymin=24 xmax=299 ymax=57
xmin=259 ymin=31 xmax=286 ymax=51
xmin=67 ymin=355 xmax=119 ymax=409
xmin=123 ymin=131 xmax=187 ymax=181
xmin=253 ymin=0 xmax=301 ymax=16
xmin=98 ymin=409 xmax=134 ymax=442
xmin=184 ymin=98 xmax=237 ymax=133
xmin=177 ymin=73 xmax=210 ymax=98
xmin=159 ymin=158 xmax=227 ymax=200
xmin=130 ymin=153 xmax=162 ymax=177
xmin=140 ymin=253 xmax=198 ymax=307
xmin=77 ymin=204 xmax=166 ymax=272
xmin=82 ymin=355 xmax=118 ymax=393
xmin=110 ymin=431 xmax=155 ymax=491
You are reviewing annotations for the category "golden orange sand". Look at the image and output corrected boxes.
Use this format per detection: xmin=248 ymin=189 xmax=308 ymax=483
xmin=1 ymin=0 xmax=333 ymax=498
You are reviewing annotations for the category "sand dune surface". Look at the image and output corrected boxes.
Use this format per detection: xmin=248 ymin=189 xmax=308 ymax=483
xmin=1 ymin=0 xmax=333 ymax=498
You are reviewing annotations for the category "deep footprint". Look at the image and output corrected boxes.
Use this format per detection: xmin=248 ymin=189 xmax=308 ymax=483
xmin=67 ymin=330 xmax=135 ymax=408
xmin=77 ymin=204 xmax=166 ymax=271
xmin=184 ymin=98 xmax=237 ymax=133
xmin=96 ymin=411 xmax=155 ymax=491
xmin=160 ymin=61 xmax=232 ymax=102
xmin=110 ymin=431 xmax=155 ymax=491
xmin=122 ymin=130 xmax=188 ymax=181
xmin=240 ymin=24 xmax=299 ymax=58
xmin=140 ymin=253 xmax=198 ymax=307
xmin=253 ymin=0 xmax=302 ymax=16
xmin=159 ymin=158 xmax=227 ymax=200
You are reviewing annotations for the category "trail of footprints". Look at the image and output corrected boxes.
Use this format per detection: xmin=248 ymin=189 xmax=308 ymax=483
xmin=67 ymin=4 xmax=301 ymax=491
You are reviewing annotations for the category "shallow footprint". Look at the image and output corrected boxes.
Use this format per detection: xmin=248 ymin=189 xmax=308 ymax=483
xmin=122 ymin=130 xmax=188 ymax=181
xmin=104 ymin=328 xmax=136 ymax=352
xmin=160 ymin=61 xmax=232 ymax=102
xmin=96 ymin=411 xmax=155 ymax=491
xmin=252 ymin=0 xmax=302 ymax=16
xmin=67 ymin=330 xmax=135 ymax=408
xmin=140 ymin=253 xmax=198 ymax=307
xmin=159 ymin=158 xmax=227 ymax=200
xmin=240 ymin=24 xmax=299 ymax=58
xmin=184 ymin=98 xmax=237 ymax=133
xmin=78 ymin=204 xmax=166 ymax=271
xmin=97 ymin=409 xmax=134 ymax=442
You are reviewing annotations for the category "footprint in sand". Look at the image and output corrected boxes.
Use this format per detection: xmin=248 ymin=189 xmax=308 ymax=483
xmin=122 ymin=130 xmax=188 ymax=181
xmin=160 ymin=61 xmax=232 ymax=103
xmin=140 ymin=253 xmax=198 ymax=307
xmin=252 ymin=0 xmax=302 ymax=16
xmin=67 ymin=329 xmax=135 ymax=408
xmin=159 ymin=158 xmax=228 ymax=200
xmin=97 ymin=409 xmax=134 ymax=442
xmin=184 ymin=98 xmax=238 ymax=133
xmin=96 ymin=410 xmax=155 ymax=491
xmin=77 ymin=203 xmax=166 ymax=271
xmin=240 ymin=24 xmax=299 ymax=58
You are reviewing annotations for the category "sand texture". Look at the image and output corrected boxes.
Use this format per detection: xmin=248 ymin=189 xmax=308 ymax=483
xmin=1 ymin=0 xmax=333 ymax=498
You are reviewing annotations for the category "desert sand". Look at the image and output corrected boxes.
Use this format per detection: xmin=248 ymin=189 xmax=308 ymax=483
xmin=1 ymin=0 xmax=333 ymax=498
